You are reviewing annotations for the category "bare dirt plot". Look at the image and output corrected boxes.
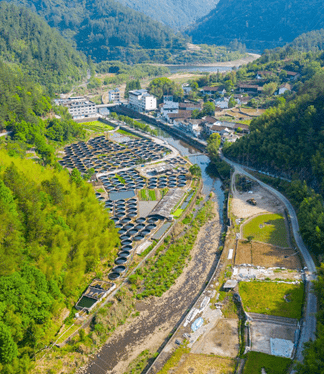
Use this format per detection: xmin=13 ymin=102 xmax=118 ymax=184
xmin=235 ymin=241 xmax=301 ymax=270
xmin=235 ymin=240 xmax=252 ymax=264
xmin=191 ymin=318 xmax=239 ymax=358
xmin=232 ymin=266 xmax=302 ymax=282
xmin=250 ymin=321 xmax=296 ymax=356
xmin=172 ymin=353 xmax=236 ymax=374
xmin=231 ymin=175 xmax=284 ymax=219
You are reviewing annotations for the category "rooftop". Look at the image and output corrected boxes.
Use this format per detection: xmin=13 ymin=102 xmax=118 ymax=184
xmin=223 ymin=280 xmax=238 ymax=289
xmin=149 ymin=188 xmax=186 ymax=219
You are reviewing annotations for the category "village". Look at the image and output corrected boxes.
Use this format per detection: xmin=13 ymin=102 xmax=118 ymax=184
xmin=55 ymin=65 xmax=299 ymax=149
xmin=47 ymin=64 xmax=309 ymax=374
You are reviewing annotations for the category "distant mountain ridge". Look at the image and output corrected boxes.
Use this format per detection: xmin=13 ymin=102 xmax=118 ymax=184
xmin=1 ymin=0 xmax=188 ymax=63
xmin=188 ymin=0 xmax=324 ymax=51
xmin=113 ymin=0 xmax=219 ymax=30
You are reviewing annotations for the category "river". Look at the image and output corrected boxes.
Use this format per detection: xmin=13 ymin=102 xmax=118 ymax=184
xmin=156 ymin=129 xmax=225 ymax=223
xmin=168 ymin=65 xmax=232 ymax=74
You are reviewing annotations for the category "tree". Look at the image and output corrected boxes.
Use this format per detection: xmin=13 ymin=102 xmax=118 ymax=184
xmin=148 ymin=77 xmax=183 ymax=101
xmin=70 ymin=169 xmax=83 ymax=186
xmin=0 ymin=322 xmax=18 ymax=365
xmin=228 ymin=96 xmax=236 ymax=108
xmin=189 ymin=164 xmax=202 ymax=177
xmin=262 ymin=82 xmax=277 ymax=96
xmin=247 ymin=235 xmax=254 ymax=243
xmin=190 ymin=81 xmax=198 ymax=91
xmin=202 ymin=102 xmax=216 ymax=116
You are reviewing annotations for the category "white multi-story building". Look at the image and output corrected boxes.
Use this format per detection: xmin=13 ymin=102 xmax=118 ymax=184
xmin=128 ymin=89 xmax=157 ymax=112
xmin=160 ymin=95 xmax=179 ymax=119
xmin=108 ymin=88 xmax=120 ymax=102
xmin=54 ymin=97 xmax=97 ymax=119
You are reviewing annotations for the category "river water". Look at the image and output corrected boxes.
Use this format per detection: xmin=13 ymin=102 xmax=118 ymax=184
xmin=156 ymin=130 xmax=225 ymax=223
xmin=168 ymin=65 xmax=232 ymax=74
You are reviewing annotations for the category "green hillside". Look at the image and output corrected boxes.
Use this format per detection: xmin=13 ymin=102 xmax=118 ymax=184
xmin=114 ymin=0 xmax=219 ymax=30
xmin=2 ymin=0 xmax=188 ymax=63
xmin=0 ymin=56 xmax=120 ymax=372
xmin=188 ymin=0 xmax=324 ymax=50
xmin=0 ymin=2 xmax=87 ymax=91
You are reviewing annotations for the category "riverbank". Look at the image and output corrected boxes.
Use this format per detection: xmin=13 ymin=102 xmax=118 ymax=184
xmin=149 ymin=53 xmax=261 ymax=68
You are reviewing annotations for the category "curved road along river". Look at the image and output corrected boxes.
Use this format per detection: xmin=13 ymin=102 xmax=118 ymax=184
xmin=221 ymin=153 xmax=317 ymax=363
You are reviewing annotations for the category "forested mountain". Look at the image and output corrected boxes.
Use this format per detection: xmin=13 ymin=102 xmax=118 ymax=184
xmin=289 ymin=29 xmax=324 ymax=52
xmin=113 ymin=0 xmax=219 ymax=30
xmin=0 ymin=56 xmax=120 ymax=372
xmin=188 ymin=0 xmax=324 ymax=51
xmin=2 ymin=0 xmax=188 ymax=63
xmin=0 ymin=2 xmax=87 ymax=92
xmin=0 ymin=152 xmax=119 ymax=373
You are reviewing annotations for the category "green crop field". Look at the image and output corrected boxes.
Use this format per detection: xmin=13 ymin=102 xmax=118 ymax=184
xmin=81 ymin=120 xmax=115 ymax=132
xmin=139 ymin=189 xmax=156 ymax=201
xmin=243 ymin=213 xmax=289 ymax=247
xmin=148 ymin=189 xmax=156 ymax=200
xmin=173 ymin=208 xmax=183 ymax=218
xmin=243 ymin=352 xmax=292 ymax=374
xmin=239 ymin=281 xmax=304 ymax=319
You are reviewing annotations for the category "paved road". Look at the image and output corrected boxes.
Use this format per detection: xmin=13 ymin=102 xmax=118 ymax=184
xmin=221 ymin=153 xmax=317 ymax=362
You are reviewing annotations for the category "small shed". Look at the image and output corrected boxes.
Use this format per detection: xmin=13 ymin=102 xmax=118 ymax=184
xmin=223 ymin=280 xmax=238 ymax=290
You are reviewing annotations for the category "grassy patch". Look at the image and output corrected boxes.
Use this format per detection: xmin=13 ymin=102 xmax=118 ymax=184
xmin=123 ymin=349 xmax=157 ymax=374
xmin=117 ymin=129 xmax=137 ymax=137
xmin=55 ymin=324 xmax=80 ymax=344
xmin=139 ymin=189 xmax=156 ymax=201
xmin=161 ymin=188 xmax=169 ymax=198
xmin=116 ymin=174 xmax=126 ymax=184
xmin=81 ymin=120 xmax=114 ymax=132
xmin=148 ymin=189 xmax=156 ymax=200
xmin=243 ymin=351 xmax=292 ymax=374
xmin=157 ymin=345 xmax=190 ymax=374
xmin=139 ymin=189 xmax=148 ymax=201
xmin=173 ymin=208 xmax=183 ymax=218
xmin=243 ymin=213 xmax=289 ymax=247
xmin=160 ymin=352 xmax=235 ymax=374
xmin=239 ymin=281 xmax=304 ymax=319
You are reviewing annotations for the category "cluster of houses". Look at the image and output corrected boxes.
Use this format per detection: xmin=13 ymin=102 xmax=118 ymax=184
xmin=158 ymin=95 xmax=249 ymax=141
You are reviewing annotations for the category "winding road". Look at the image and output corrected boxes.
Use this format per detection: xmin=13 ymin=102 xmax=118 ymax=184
xmin=221 ymin=153 xmax=317 ymax=363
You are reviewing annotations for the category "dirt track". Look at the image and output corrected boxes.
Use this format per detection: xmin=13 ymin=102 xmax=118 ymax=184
xmin=82 ymin=208 xmax=222 ymax=374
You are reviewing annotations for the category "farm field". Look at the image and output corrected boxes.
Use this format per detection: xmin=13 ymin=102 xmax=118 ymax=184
xmin=239 ymin=281 xmax=304 ymax=319
xmin=139 ymin=189 xmax=157 ymax=201
xmin=243 ymin=351 xmax=292 ymax=374
xmin=81 ymin=120 xmax=115 ymax=132
xmin=243 ymin=213 xmax=289 ymax=247
xmin=235 ymin=240 xmax=301 ymax=269
xmin=173 ymin=208 xmax=183 ymax=218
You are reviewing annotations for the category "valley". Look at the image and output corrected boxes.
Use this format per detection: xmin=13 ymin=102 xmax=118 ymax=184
xmin=0 ymin=0 xmax=324 ymax=373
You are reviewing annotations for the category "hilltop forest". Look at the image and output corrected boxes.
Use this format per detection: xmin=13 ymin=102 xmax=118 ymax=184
xmin=2 ymin=0 xmax=188 ymax=63
xmin=189 ymin=0 xmax=324 ymax=50
xmin=114 ymin=0 xmax=219 ymax=30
